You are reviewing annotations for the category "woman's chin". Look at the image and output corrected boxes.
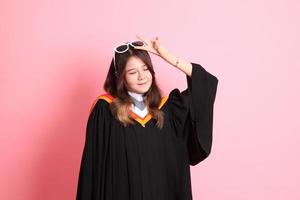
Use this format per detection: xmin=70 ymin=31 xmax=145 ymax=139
xmin=135 ymin=83 xmax=151 ymax=93
xmin=133 ymin=88 xmax=150 ymax=94
xmin=135 ymin=89 xmax=149 ymax=94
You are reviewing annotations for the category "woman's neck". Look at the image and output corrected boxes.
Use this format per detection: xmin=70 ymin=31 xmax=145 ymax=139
xmin=127 ymin=90 xmax=144 ymax=101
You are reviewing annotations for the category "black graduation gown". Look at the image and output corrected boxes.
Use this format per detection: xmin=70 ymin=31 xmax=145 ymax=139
xmin=76 ymin=62 xmax=218 ymax=200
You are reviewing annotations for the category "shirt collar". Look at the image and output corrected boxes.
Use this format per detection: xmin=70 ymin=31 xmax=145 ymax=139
xmin=127 ymin=90 xmax=145 ymax=101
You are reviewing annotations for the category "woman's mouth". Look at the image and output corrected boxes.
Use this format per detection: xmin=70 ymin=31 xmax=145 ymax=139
xmin=138 ymin=82 xmax=147 ymax=85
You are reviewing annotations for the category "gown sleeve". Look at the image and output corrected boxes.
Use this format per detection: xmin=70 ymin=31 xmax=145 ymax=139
xmin=168 ymin=62 xmax=218 ymax=166
xmin=76 ymin=99 xmax=108 ymax=200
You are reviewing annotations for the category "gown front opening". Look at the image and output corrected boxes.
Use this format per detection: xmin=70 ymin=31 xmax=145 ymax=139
xmin=76 ymin=62 xmax=219 ymax=200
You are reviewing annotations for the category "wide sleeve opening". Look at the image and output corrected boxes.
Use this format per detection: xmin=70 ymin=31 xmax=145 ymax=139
xmin=185 ymin=62 xmax=219 ymax=165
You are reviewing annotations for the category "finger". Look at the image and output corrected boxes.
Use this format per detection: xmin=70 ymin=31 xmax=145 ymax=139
xmin=153 ymin=39 xmax=159 ymax=46
xmin=153 ymin=42 xmax=159 ymax=49
xmin=136 ymin=34 xmax=142 ymax=40
xmin=136 ymin=35 xmax=148 ymax=44
xmin=151 ymin=38 xmax=157 ymax=44
xmin=155 ymin=37 xmax=160 ymax=44
xmin=152 ymin=36 xmax=159 ymax=42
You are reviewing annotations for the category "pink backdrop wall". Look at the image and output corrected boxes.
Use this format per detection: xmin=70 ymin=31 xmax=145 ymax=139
xmin=1 ymin=0 xmax=299 ymax=199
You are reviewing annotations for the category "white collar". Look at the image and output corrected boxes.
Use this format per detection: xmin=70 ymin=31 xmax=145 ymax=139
xmin=127 ymin=90 xmax=145 ymax=101
xmin=130 ymin=104 xmax=148 ymax=118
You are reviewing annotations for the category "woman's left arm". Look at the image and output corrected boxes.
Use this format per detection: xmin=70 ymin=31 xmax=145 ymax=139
xmin=160 ymin=51 xmax=193 ymax=77
xmin=133 ymin=35 xmax=192 ymax=77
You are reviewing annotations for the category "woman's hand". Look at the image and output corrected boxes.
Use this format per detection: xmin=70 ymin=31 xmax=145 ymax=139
xmin=133 ymin=35 xmax=192 ymax=76
xmin=133 ymin=35 xmax=169 ymax=58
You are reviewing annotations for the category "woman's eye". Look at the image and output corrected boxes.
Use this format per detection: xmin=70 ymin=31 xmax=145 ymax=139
xmin=144 ymin=68 xmax=149 ymax=71
xmin=129 ymin=72 xmax=136 ymax=75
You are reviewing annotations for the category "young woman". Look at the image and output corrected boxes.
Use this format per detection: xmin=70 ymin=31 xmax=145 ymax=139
xmin=76 ymin=36 xmax=219 ymax=200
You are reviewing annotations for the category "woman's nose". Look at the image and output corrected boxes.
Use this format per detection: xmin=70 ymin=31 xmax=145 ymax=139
xmin=138 ymin=70 xmax=146 ymax=80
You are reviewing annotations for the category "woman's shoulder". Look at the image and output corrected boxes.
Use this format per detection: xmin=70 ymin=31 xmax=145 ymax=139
xmin=88 ymin=93 xmax=115 ymax=115
xmin=166 ymin=88 xmax=189 ymax=103
xmin=90 ymin=92 xmax=170 ymax=111
xmin=162 ymin=88 xmax=190 ymax=113
xmin=95 ymin=93 xmax=116 ymax=104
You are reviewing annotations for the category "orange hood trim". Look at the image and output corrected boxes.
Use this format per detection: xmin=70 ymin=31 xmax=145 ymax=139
xmin=89 ymin=93 xmax=168 ymax=127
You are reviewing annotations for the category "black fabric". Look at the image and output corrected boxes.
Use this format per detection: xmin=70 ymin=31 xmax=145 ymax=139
xmin=76 ymin=62 xmax=219 ymax=200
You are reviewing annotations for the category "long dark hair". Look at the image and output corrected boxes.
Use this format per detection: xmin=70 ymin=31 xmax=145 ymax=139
xmin=103 ymin=45 xmax=164 ymax=128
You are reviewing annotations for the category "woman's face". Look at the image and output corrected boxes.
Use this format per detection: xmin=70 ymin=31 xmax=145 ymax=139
xmin=124 ymin=56 xmax=152 ymax=94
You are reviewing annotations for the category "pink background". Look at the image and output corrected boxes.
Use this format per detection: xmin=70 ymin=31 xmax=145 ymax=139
xmin=1 ymin=0 xmax=299 ymax=199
